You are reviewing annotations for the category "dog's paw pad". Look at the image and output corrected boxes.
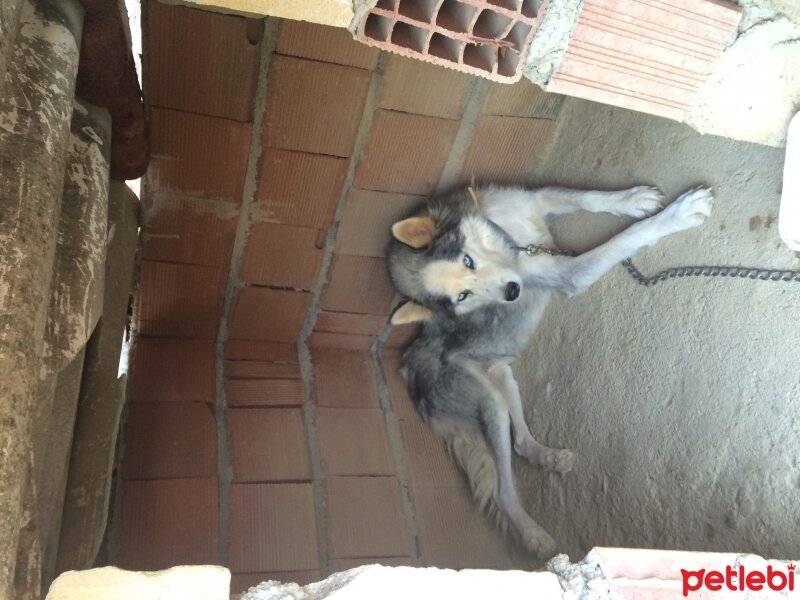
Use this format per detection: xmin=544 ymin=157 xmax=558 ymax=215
xmin=544 ymin=449 xmax=576 ymax=473
xmin=619 ymin=186 xmax=665 ymax=218
xmin=663 ymin=187 xmax=715 ymax=229
xmin=521 ymin=527 xmax=558 ymax=559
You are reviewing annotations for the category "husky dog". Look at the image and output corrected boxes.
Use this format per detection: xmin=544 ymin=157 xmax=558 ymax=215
xmin=386 ymin=184 xmax=713 ymax=558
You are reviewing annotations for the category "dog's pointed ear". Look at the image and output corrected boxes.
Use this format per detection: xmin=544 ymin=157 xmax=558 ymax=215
xmin=391 ymin=301 xmax=433 ymax=325
xmin=391 ymin=216 xmax=437 ymax=248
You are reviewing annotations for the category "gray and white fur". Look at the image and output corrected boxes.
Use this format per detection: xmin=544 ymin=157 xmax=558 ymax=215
xmin=386 ymin=184 xmax=714 ymax=557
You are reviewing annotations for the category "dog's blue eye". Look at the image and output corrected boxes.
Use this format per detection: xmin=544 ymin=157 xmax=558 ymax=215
xmin=463 ymin=254 xmax=475 ymax=270
xmin=457 ymin=291 xmax=471 ymax=303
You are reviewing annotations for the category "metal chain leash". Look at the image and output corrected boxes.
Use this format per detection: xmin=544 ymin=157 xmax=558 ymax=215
xmin=519 ymin=243 xmax=576 ymax=257
xmin=519 ymin=243 xmax=800 ymax=287
xmin=620 ymin=259 xmax=800 ymax=287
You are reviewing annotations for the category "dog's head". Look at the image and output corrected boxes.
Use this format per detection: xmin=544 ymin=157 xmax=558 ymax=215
xmin=386 ymin=197 xmax=522 ymax=324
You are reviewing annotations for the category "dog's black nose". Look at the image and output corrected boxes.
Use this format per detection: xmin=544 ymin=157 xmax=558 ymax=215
xmin=505 ymin=281 xmax=520 ymax=302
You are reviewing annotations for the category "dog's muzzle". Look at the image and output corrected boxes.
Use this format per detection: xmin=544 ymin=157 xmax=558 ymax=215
xmin=505 ymin=281 xmax=520 ymax=302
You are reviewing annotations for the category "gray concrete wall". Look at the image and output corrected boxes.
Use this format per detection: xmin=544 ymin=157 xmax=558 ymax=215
xmin=516 ymin=98 xmax=800 ymax=561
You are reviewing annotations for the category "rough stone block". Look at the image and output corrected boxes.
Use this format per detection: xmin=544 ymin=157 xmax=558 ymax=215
xmin=56 ymin=181 xmax=139 ymax=574
xmin=41 ymin=100 xmax=110 ymax=376
xmin=45 ymin=565 xmax=230 ymax=600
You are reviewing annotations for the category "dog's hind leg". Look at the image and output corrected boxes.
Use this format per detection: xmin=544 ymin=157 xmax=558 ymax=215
xmin=479 ymin=396 xmax=558 ymax=558
xmin=486 ymin=361 xmax=575 ymax=473
xmin=530 ymin=186 xmax=666 ymax=219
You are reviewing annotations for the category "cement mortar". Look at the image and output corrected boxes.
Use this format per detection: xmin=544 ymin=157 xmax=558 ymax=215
xmin=523 ymin=0 xmax=583 ymax=86
xmin=519 ymin=0 xmax=799 ymax=147
xmin=514 ymin=98 xmax=800 ymax=562
xmin=687 ymin=0 xmax=800 ymax=147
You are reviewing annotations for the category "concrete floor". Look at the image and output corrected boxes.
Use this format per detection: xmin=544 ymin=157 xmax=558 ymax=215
xmin=514 ymin=97 xmax=800 ymax=562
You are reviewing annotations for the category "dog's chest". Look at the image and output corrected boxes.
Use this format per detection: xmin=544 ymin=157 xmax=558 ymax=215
xmin=483 ymin=204 xmax=552 ymax=248
xmin=457 ymin=288 xmax=551 ymax=359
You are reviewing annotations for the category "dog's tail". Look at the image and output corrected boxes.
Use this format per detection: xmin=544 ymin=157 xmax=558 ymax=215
xmin=429 ymin=417 xmax=507 ymax=531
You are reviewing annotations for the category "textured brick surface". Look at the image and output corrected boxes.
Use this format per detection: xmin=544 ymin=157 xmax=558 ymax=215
xmin=354 ymin=110 xmax=459 ymax=195
xmin=326 ymin=476 xmax=413 ymax=559
xmin=147 ymin=1 xmax=259 ymax=121
xmin=137 ymin=261 xmax=227 ymax=338
xmin=262 ymin=55 xmax=370 ymax=157
xmin=228 ymin=483 xmax=319 ymax=572
xmin=130 ymin=338 xmax=215 ymax=403
xmin=226 ymin=378 xmax=305 ymax=407
xmin=321 ymin=254 xmax=395 ymax=316
xmin=399 ymin=418 xmax=464 ymax=488
xmin=312 ymin=348 xmax=379 ymax=408
xmin=141 ymin=194 xmax=237 ymax=267
xmin=118 ymin=478 xmax=219 ymax=570
xmin=240 ymin=222 xmax=324 ymax=289
xmin=230 ymin=571 xmax=322 ymax=594
xmin=307 ymin=332 xmax=376 ymax=351
xmin=460 ymin=115 xmax=555 ymax=184
xmin=124 ymin=402 xmax=217 ymax=480
xmin=483 ymin=78 xmax=564 ymax=119
xmin=228 ymin=408 xmax=312 ymax=482
xmin=256 ymin=148 xmax=348 ymax=229
xmin=228 ymin=287 xmax=311 ymax=342
xmin=314 ymin=311 xmax=387 ymax=336
xmin=148 ymin=108 xmax=251 ymax=203
xmin=547 ymin=0 xmax=741 ymax=121
xmin=316 ymin=408 xmax=394 ymax=476
xmin=225 ymin=361 xmax=302 ymax=380
xmin=277 ymin=20 xmax=380 ymax=70
xmin=334 ymin=188 xmax=423 ymax=258
xmin=356 ymin=0 xmax=547 ymax=83
xmin=380 ymin=354 xmax=418 ymax=421
xmin=412 ymin=486 xmax=517 ymax=569
xmin=225 ymin=340 xmax=298 ymax=362
xmin=379 ymin=55 xmax=472 ymax=119
xmin=383 ymin=322 xmax=419 ymax=349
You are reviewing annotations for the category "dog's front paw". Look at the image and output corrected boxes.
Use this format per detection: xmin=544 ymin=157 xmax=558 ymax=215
xmin=541 ymin=448 xmax=576 ymax=474
xmin=520 ymin=526 xmax=558 ymax=559
xmin=659 ymin=187 xmax=714 ymax=232
xmin=616 ymin=186 xmax=665 ymax=218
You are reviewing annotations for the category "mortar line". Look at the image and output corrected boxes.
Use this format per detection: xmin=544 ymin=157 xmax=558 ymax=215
xmin=368 ymin=75 xmax=493 ymax=563
xmin=370 ymin=335 xmax=421 ymax=560
xmin=213 ymin=17 xmax=279 ymax=566
xmin=296 ymin=51 xmax=389 ymax=578
xmin=435 ymin=77 xmax=491 ymax=193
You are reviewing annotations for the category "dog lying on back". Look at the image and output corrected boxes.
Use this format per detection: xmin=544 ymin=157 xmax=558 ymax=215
xmin=386 ymin=184 xmax=713 ymax=557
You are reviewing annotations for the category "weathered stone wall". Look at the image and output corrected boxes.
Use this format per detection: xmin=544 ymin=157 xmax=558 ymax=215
xmin=0 ymin=1 xmax=141 ymax=598
xmin=0 ymin=0 xmax=84 ymax=596
xmin=56 ymin=180 xmax=139 ymax=577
